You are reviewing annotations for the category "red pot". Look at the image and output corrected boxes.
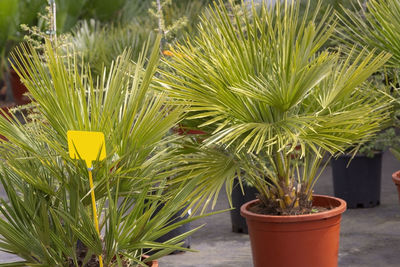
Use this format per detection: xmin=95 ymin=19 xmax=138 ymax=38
xmin=173 ymin=125 xmax=207 ymax=135
xmin=9 ymin=69 xmax=30 ymax=106
xmin=392 ymin=171 xmax=400 ymax=203
xmin=241 ymin=195 xmax=346 ymax=267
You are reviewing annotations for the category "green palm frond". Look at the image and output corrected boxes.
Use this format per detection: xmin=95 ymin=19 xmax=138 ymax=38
xmin=337 ymin=0 xmax=400 ymax=67
xmin=62 ymin=20 xmax=154 ymax=77
xmin=159 ymin=0 xmax=392 ymax=214
xmin=161 ymin=0 xmax=390 ymax=155
xmin=0 ymin=36 xmax=208 ymax=265
xmin=171 ymin=143 xmax=241 ymax=213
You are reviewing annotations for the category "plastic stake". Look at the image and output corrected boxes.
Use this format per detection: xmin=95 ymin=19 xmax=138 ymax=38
xmin=67 ymin=131 xmax=106 ymax=267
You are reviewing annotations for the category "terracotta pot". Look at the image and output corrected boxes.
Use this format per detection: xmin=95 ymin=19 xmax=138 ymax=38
xmin=9 ymin=69 xmax=30 ymax=106
xmin=240 ymin=195 xmax=346 ymax=267
xmin=392 ymin=171 xmax=400 ymax=203
xmin=146 ymin=259 xmax=159 ymax=267
xmin=141 ymin=255 xmax=159 ymax=267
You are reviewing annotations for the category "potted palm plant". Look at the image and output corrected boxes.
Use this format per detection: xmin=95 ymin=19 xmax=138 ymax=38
xmin=158 ymin=0 xmax=392 ymax=266
xmin=0 ymin=36 xmax=211 ymax=266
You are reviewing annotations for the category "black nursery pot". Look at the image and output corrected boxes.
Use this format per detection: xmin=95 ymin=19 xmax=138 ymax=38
xmin=230 ymin=179 xmax=258 ymax=234
xmin=331 ymin=152 xmax=382 ymax=208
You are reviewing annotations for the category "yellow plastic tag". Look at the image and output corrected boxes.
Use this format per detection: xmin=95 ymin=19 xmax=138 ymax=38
xmin=67 ymin=130 xmax=106 ymax=167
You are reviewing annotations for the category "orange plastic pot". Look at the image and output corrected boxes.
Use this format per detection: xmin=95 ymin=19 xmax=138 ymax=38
xmin=240 ymin=195 xmax=346 ymax=267
xmin=148 ymin=260 xmax=159 ymax=267
xmin=392 ymin=171 xmax=400 ymax=203
xmin=141 ymin=255 xmax=159 ymax=267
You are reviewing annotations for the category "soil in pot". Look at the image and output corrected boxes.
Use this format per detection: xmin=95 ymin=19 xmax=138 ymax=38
xmin=241 ymin=195 xmax=346 ymax=267
xmin=331 ymin=153 xmax=382 ymax=208
xmin=230 ymin=179 xmax=258 ymax=233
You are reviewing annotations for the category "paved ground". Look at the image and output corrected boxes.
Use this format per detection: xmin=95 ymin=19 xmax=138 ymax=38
xmin=0 ymin=151 xmax=399 ymax=266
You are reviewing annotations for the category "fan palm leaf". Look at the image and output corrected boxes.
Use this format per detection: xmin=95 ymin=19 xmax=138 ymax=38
xmin=0 ymin=36 xmax=211 ymax=266
xmin=337 ymin=0 xmax=400 ymax=68
xmin=159 ymin=0 xmax=392 ymax=214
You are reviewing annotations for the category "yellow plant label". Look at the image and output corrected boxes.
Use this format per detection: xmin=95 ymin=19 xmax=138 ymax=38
xmin=67 ymin=130 xmax=106 ymax=167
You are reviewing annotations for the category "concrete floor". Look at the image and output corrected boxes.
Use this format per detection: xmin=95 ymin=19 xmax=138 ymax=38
xmin=158 ymin=151 xmax=400 ymax=267
xmin=0 ymin=152 xmax=399 ymax=266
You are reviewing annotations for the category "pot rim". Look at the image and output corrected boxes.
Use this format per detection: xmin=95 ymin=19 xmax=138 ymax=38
xmin=240 ymin=194 xmax=346 ymax=223
xmin=334 ymin=151 xmax=383 ymax=159
xmin=392 ymin=170 xmax=400 ymax=184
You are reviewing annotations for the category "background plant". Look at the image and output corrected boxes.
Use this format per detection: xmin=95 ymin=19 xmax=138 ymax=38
xmin=149 ymin=0 xmax=213 ymax=47
xmin=0 ymin=0 xmax=47 ymax=80
xmin=56 ymin=0 xmax=213 ymax=79
xmin=337 ymin=0 xmax=400 ymax=68
xmin=159 ymin=0 xmax=392 ymax=215
xmin=357 ymin=127 xmax=400 ymax=157
xmin=337 ymin=0 xmax=400 ymax=159
xmin=61 ymin=20 xmax=153 ymax=77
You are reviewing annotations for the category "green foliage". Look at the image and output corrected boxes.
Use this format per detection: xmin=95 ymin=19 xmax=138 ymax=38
xmin=338 ymin=0 xmax=400 ymax=160
xmin=159 ymin=0 xmax=392 ymax=215
xmin=0 ymin=0 xmax=19 ymax=77
xmin=4 ymin=0 xmax=153 ymax=68
xmin=0 ymin=0 xmax=46 ymax=79
xmin=298 ymin=0 xmax=359 ymax=49
xmin=61 ymin=20 xmax=153 ymax=77
xmin=0 ymin=38 xmax=208 ymax=266
xmin=120 ymin=0 xmax=152 ymax=22
xmin=358 ymin=128 xmax=400 ymax=157
xmin=55 ymin=0 xmax=148 ymax=33
xmin=53 ymin=0 xmax=87 ymax=33
xmin=83 ymin=0 xmax=126 ymax=21
xmin=302 ymin=0 xmax=359 ymax=16
xmin=18 ymin=0 xmax=47 ymax=26
xmin=0 ymin=0 xmax=18 ymax=47
xmin=56 ymin=0 xmax=212 ymax=78
xmin=337 ymin=0 xmax=400 ymax=68
xmin=149 ymin=0 xmax=213 ymax=45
